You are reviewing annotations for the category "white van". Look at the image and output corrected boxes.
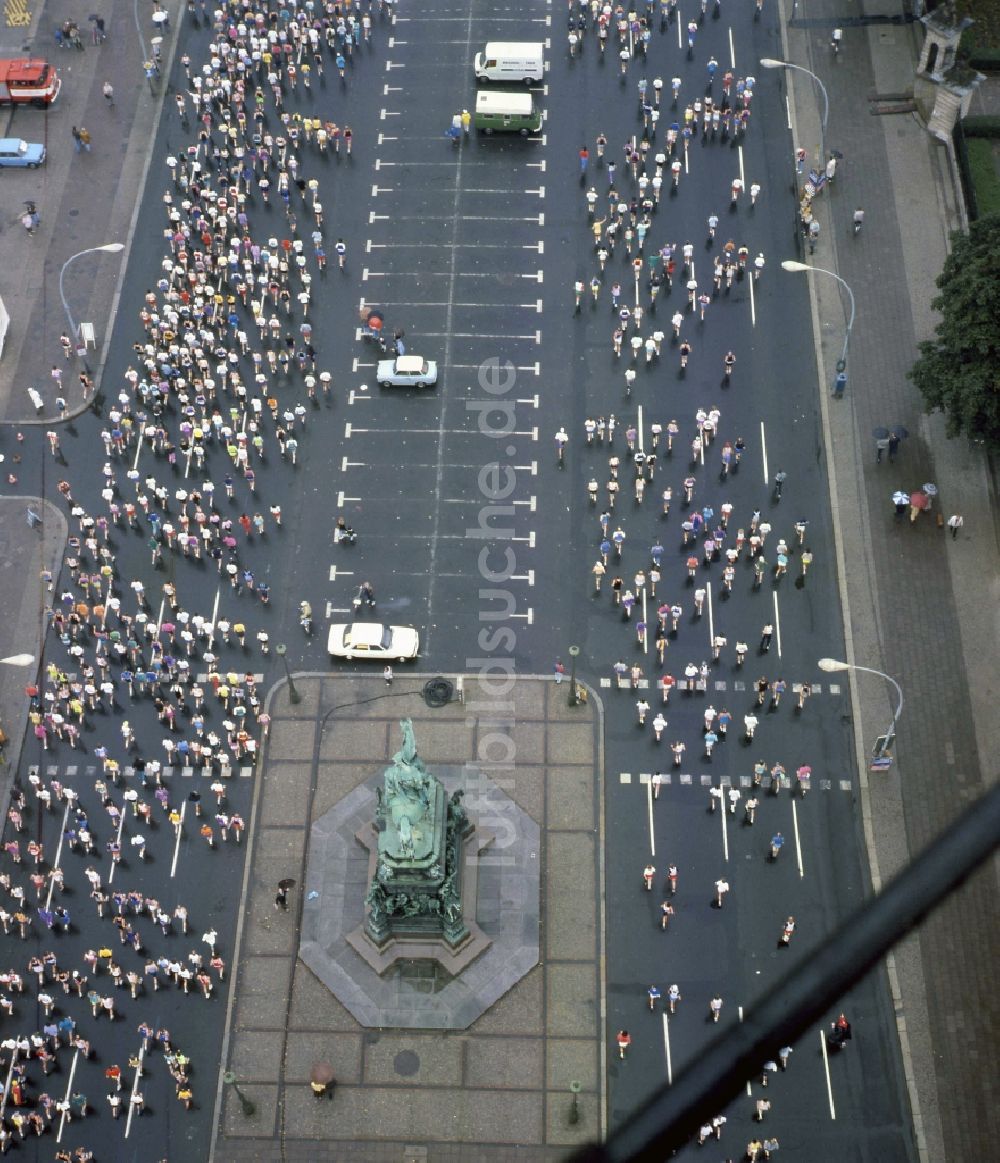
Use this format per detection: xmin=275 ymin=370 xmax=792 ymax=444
xmin=474 ymin=42 xmax=545 ymax=85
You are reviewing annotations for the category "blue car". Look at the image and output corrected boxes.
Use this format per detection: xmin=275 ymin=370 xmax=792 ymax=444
xmin=0 ymin=138 xmax=46 ymax=168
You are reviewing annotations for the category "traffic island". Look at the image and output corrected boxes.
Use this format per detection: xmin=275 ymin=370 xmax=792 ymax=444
xmin=215 ymin=673 xmax=605 ymax=1159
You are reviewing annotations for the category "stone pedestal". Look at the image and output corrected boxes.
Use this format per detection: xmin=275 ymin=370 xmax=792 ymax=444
xmin=346 ymin=823 xmax=494 ymax=975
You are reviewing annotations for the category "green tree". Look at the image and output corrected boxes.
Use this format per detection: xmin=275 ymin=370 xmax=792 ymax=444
xmin=908 ymin=212 xmax=1000 ymax=448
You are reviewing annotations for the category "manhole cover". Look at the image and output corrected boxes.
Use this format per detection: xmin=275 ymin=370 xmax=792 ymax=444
xmin=394 ymin=1050 xmax=420 ymax=1077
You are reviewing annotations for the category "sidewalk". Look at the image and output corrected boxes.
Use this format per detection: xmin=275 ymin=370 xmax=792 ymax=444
xmin=780 ymin=7 xmax=1000 ymax=1162
xmin=0 ymin=1 xmax=176 ymax=788
xmin=0 ymin=0 xmax=171 ymax=426
xmin=212 ymin=674 xmax=605 ymax=1162
xmin=0 ymin=498 xmax=66 ymax=799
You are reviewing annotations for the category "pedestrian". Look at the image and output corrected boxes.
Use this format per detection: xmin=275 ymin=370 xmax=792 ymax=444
xmin=760 ymin=623 xmax=773 ymax=652
xmin=714 ymin=878 xmax=729 ymax=907
xmin=946 ymin=513 xmax=963 ymax=539
xmin=275 ymin=883 xmax=289 ymax=910
xmin=553 ymin=659 xmax=566 ymax=684
xmin=383 ymin=665 xmax=394 ymax=686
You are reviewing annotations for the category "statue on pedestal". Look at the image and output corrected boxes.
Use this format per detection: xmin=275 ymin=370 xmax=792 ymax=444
xmin=363 ymin=719 xmax=470 ymax=948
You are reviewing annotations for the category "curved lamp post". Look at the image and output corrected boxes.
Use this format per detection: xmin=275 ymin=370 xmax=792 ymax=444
xmin=223 ymin=1071 xmax=256 ymax=1118
xmin=567 ymin=644 xmax=581 ymax=707
xmin=818 ymin=657 xmax=903 ymax=762
xmin=58 ymin=243 xmax=125 ymax=372
xmin=781 ymin=260 xmax=855 ymax=381
xmin=274 ymin=643 xmax=301 ymax=705
xmin=760 ymin=57 xmax=829 ymax=166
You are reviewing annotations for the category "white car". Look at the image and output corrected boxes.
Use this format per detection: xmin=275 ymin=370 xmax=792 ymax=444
xmin=376 ymin=354 xmax=438 ymax=388
xmin=328 ymin=622 xmax=420 ymax=661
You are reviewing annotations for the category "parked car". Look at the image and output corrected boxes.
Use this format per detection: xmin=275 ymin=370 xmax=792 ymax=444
xmin=376 ymin=354 xmax=438 ymax=388
xmin=328 ymin=622 xmax=420 ymax=661
xmin=0 ymin=137 xmax=46 ymax=167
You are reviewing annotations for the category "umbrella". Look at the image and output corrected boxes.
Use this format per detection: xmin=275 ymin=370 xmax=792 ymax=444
xmin=892 ymin=491 xmax=908 ymax=505
xmin=830 ymin=149 xmax=844 ymax=159
xmin=310 ymin=1062 xmax=335 ymax=1086
xmin=890 ymin=425 xmax=909 ymax=439
xmin=909 ymin=491 xmax=929 ymax=510
xmin=872 ymin=426 xmax=889 ymax=440
xmin=922 ymin=482 xmax=938 ymax=497
xmin=278 ymin=878 xmax=296 ymax=890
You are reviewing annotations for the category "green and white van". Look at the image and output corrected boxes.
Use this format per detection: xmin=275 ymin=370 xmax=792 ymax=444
xmin=474 ymin=90 xmax=542 ymax=136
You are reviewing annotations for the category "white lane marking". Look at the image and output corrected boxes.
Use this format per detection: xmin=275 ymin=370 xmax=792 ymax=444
xmin=820 ymin=1027 xmax=837 ymax=1118
xmin=707 ymin=580 xmax=714 ymax=649
xmin=107 ymin=800 xmax=127 ymax=886
xmin=792 ymin=799 xmax=805 ymax=878
xmin=642 ymin=589 xmax=649 ymax=656
xmin=425 ymin=0 xmax=476 ymax=656
xmin=729 ymin=25 xmax=736 ymax=69
xmin=170 ymin=800 xmax=187 ymax=878
xmin=56 ymin=1049 xmax=80 ymax=1141
xmin=124 ymin=1044 xmax=146 ymax=1138
xmin=760 ymin=420 xmax=769 ymax=484
xmin=773 ymin=591 xmax=782 ymax=659
xmin=208 ymin=586 xmax=220 ymax=649
xmin=663 ymin=1013 xmax=673 ymax=1084
xmin=44 ymin=800 xmax=72 ymax=910
xmin=749 ymin=264 xmax=757 ymax=327
xmin=647 ymin=777 xmax=656 ymax=858
xmin=721 ymin=786 xmax=729 ymax=862
xmin=638 ymin=404 xmax=645 ymax=454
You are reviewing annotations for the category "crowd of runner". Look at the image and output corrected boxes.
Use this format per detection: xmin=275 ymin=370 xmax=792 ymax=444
xmin=0 ymin=0 xmax=387 ymax=1155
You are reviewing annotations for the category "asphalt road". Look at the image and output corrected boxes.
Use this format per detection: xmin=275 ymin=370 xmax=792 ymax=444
xmin=0 ymin=0 xmax=920 ymax=1159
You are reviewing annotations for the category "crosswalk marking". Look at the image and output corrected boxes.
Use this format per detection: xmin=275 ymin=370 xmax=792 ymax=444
xmin=601 ymin=678 xmax=836 ymax=694
xmin=619 ymin=771 xmax=850 ymax=793
xmin=34 ymin=763 xmax=253 ymax=781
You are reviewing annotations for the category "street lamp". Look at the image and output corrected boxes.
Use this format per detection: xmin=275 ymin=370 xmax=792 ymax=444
xmin=818 ymin=658 xmax=903 ymax=762
xmin=58 ymin=243 xmax=125 ymax=372
xmin=781 ymin=260 xmax=855 ymax=385
xmin=567 ymin=644 xmax=581 ymax=707
xmin=568 ymin=1079 xmax=583 ymax=1126
xmin=760 ymin=57 xmax=829 ymax=166
xmin=222 ymin=1071 xmax=256 ymax=1118
xmin=274 ymin=643 xmax=301 ymax=704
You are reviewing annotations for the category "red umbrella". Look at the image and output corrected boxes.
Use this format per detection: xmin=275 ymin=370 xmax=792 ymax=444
xmin=909 ymin=491 xmax=928 ymax=510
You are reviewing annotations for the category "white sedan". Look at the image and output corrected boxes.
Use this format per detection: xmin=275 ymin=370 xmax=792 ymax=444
xmin=376 ymin=354 xmax=438 ymax=388
xmin=328 ymin=622 xmax=420 ymax=661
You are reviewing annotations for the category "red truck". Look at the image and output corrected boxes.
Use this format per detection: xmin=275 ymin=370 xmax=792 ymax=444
xmin=0 ymin=58 xmax=61 ymax=107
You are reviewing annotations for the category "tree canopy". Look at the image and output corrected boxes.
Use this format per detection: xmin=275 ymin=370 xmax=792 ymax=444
xmin=908 ymin=212 xmax=1000 ymax=448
